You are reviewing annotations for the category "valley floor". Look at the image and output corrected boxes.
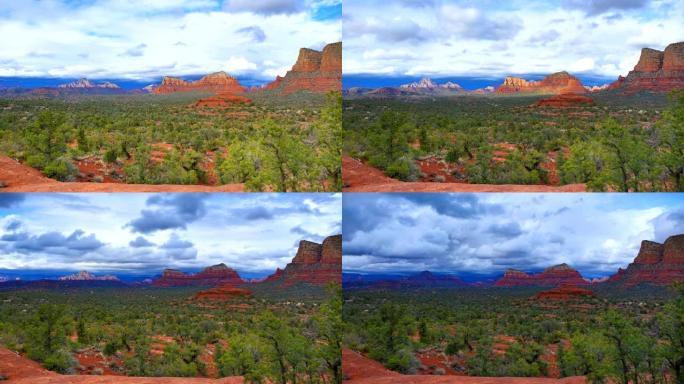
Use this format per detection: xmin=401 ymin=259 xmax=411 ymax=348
xmin=0 ymin=156 xmax=244 ymax=192
xmin=342 ymin=157 xmax=586 ymax=192
xmin=0 ymin=347 xmax=244 ymax=384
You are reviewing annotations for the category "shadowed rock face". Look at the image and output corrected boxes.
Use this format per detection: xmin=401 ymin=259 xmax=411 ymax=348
xmin=263 ymin=234 xmax=341 ymax=287
xmin=495 ymin=71 xmax=586 ymax=95
xmin=615 ymin=42 xmax=684 ymax=93
xmin=495 ymin=264 xmax=587 ymax=287
xmin=152 ymin=263 xmax=244 ymax=287
xmin=609 ymin=234 xmax=684 ymax=286
xmin=263 ymin=42 xmax=341 ymax=95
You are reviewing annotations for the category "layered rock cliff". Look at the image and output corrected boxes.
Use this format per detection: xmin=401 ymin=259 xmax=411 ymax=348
xmin=612 ymin=42 xmax=684 ymax=93
xmin=263 ymin=234 xmax=342 ymax=287
xmin=495 ymin=263 xmax=588 ymax=287
xmin=262 ymin=42 xmax=341 ymax=95
xmin=608 ymin=234 xmax=684 ymax=286
xmin=153 ymin=71 xmax=245 ymax=94
xmin=152 ymin=263 xmax=244 ymax=287
xmin=495 ymin=71 xmax=587 ymax=95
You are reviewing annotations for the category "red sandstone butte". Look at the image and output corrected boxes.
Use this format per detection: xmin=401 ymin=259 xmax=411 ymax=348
xmin=495 ymin=264 xmax=588 ymax=287
xmin=194 ymin=285 xmax=252 ymax=300
xmin=154 ymin=71 xmax=245 ymax=94
xmin=534 ymin=286 xmax=596 ymax=301
xmin=495 ymin=72 xmax=587 ymax=95
xmin=262 ymin=42 xmax=341 ymax=95
xmin=152 ymin=263 xmax=244 ymax=287
xmin=263 ymin=234 xmax=342 ymax=287
xmin=607 ymin=234 xmax=684 ymax=287
xmin=611 ymin=42 xmax=684 ymax=93
xmin=534 ymin=94 xmax=595 ymax=108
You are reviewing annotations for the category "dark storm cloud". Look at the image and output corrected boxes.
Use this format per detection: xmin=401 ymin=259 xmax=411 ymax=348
xmin=223 ymin=0 xmax=304 ymax=15
xmin=126 ymin=194 xmax=208 ymax=234
xmin=129 ymin=236 xmax=155 ymax=248
xmin=401 ymin=193 xmax=503 ymax=218
xmin=161 ymin=234 xmax=197 ymax=260
xmin=3 ymin=217 xmax=22 ymax=231
xmin=561 ymin=0 xmax=650 ymax=15
xmin=651 ymin=208 xmax=684 ymax=243
xmin=0 ymin=194 xmax=26 ymax=208
xmin=161 ymin=233 xmax=194 ymax=249
xmin=236 ymin=26 xmax=266 ymax=43
xmin=243 ymin=206 xmax=274 ymax=220
xmin=10 ymin=229 xmax=104 ymax=252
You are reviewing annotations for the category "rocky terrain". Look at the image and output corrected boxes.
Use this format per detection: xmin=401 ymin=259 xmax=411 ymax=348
xmin=263 ymin=42 xmax=341 ymax=95
xmin=264 ymin=234 xmax=342 ymax=287
xmin=342 ymin=348 xmax=586 ymax=384
xmin=610 ymin=42 xmax=684 ymax=93
xmin=194 ymin=285 xmax=252 ymax=300
xmin=58 ymin=271 xmax=119 ymax=281
xmin=342 ymin=156 xmax=586 ymax=192
xmin=495 ymin=72 xmax=587 ymax=95
xmin=0 ymin=346 xmax=243 ymax=383
xmin=152 ymin=264 xmax=244 ymax=287
xmin=153 ymin=72 xmax=245 ymax=94
xmin=495 ymin=264 xmax=588 ymax=287
xmin=194 ymin=93 xmax=251 ymax=108
xmin=608 ymin=234 xmax=684 ymax=286
xmin=534 ymin=94 xmax=594 ymax=108
xmin=534 ymin=286 xmax=596 ymax=301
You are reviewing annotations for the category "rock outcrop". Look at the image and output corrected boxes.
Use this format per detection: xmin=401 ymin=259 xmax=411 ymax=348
xmin=534 ymin=94 xmax=595 ymax=108
xmin=263 ymin=234 xmax=341 ymax=287
xmin=495 ymin=72 xmax=587 ymax=95
xmin=534 ymin=285 xmax=596 ymax=301
xmin=194 ymin=285 xmax=252 ymax=300
xmin=609 ymin=234 xmax=684 ymax=286
xmin=262 ymin=42 xmax=341 ymax=95
xmin=399 ymin=78 xmax=464 ymax=92
xmin=152 ymin=263 xmax=244 ymax=287
xmin=153 ymin=71 xmax=245 ymax=94
xmin=58 ymin=271 xmax=119 ymax=281
xmin=194 ymin=93 xmax=251 ymax=108
xmin=58 ymin=78 xmax=120 ymax=89
xmin=611 ymin=42 xmax=684 ymax=93
xmin=495 ymin=264 xmax=588 ymax=287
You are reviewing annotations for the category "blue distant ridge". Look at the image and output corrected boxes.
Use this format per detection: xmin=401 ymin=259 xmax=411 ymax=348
xmin=343 ymin=74 xmax=617 ymax=90
xmin=0 ymin=75 xmax=269 ymax=90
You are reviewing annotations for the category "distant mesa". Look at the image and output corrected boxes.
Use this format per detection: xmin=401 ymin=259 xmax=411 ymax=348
xmin=58 ymin=78 xmax=120 ymax=89
xmin=608 ymin=234 xmax=684 ymax=287
xmin=153 ymin=71 xmax=245 ymax=94
xmin=264 ymin=234 xmax=342 ymax=287
xmin=58 ymin=271 xmax=119 ymax=282
xmin=534 ymin=94 xmax=595 ymax=108
xmin=495 ymin=71 xmax=587 ymax=95
xmin=610 ymin=41 xmax=684 ymax=93
xmin=194 ymin=284 xmax=252 ymax=300
xmin=263 ymin=42 xmax=342 ymax=95
xmin=152 ymin=263 xmax=244 ymax=287
xmin=400 ymin=77 xmax=464 ymax=92
xmin=495 ymin=263 xmax=588 ymax=287
xmin=534 ymin=285 xmax=596 ymax=301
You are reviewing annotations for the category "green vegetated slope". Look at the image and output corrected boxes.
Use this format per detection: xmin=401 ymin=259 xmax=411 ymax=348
xmin=0 ymin=284 xmax=342 ymax=383
xmin=343 ymin=285 xmax=684 ymax=383
xmin=0 ymin=91 xmax=341 ymax=192
xmin=343 ymin=91 xmax=684 ymax=191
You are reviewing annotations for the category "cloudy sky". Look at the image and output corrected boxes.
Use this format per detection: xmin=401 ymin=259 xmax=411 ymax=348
xmin=0 ymin=193 xmax=341 ymax=278
xmin=0 ymin=0 xmax=341 ymax=81
xmin=343 ymin=193 xmax=684 ymax=279
xmin=343 ymin=0 xmax=684 ymax=79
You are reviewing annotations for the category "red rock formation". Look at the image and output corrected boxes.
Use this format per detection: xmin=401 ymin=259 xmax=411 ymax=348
xmin=534 ymin=285 xmax=596 ymax=301
xmin=495 ymin=72 xmax=587 ymax=95
xmin=194 ymin=284 xmax=252 ymax=300
xmin=534 ymin=94 xmax=595 ymax=108
xmin=154 ymin=71 xmax=245 ymax=94
xmin=263 ymin=234 xmax=341 ymax=287
xmin=195 ymin=93 xmax=251 ymax=108
xmin=495 ymin=264 xmax=588 ymax=287
xmin=152 ymin=263 xmax=244 ymax=287
xmin=612 ymin=42 xmax=684 ymax=93
xmin=608 ymin=234 xmax=684 ymax=286
xmin=262 ymin=42 xmax=341 ymax=95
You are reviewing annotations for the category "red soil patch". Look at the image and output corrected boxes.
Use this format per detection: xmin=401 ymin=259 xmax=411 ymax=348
xmin=342 ymin=156 xmax=585 ymax=192
xmin=415 ymin=349 xmax=464 ymax=376
xmin=0 ymin=346 xmax=243 ymax=383
xmin=74 ymin=347 xmax=123 ymax=376
xmin=417 ymin=156 xmax=462 ymax=183
xmin=195 ymin=93 xmax=251 ymax=108
xmin=534 ymin=286 xmax=596 ymax=301
xmin=342 ymin=348 xmax=586 ymax=384
xmin=534 ymin=94 xmax=595 ymax=108
xmin=73 ymin=156 xmax=122 ymax=183
xmin=194 ymin=285 xmax=252 ymax=301
xmin=0 ymin=155 xmax=243 ymax=192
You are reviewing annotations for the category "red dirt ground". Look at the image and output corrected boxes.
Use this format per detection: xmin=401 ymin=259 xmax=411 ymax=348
xmin=342 ymin=348 xmax=586 ymax=384
xmin=0 ymin=155 xmax=243 ymax=192
xmin=342 ymin=156 xmax=585 ymax=192
xmin=0 ymin=347 xmax=243 ymax=383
